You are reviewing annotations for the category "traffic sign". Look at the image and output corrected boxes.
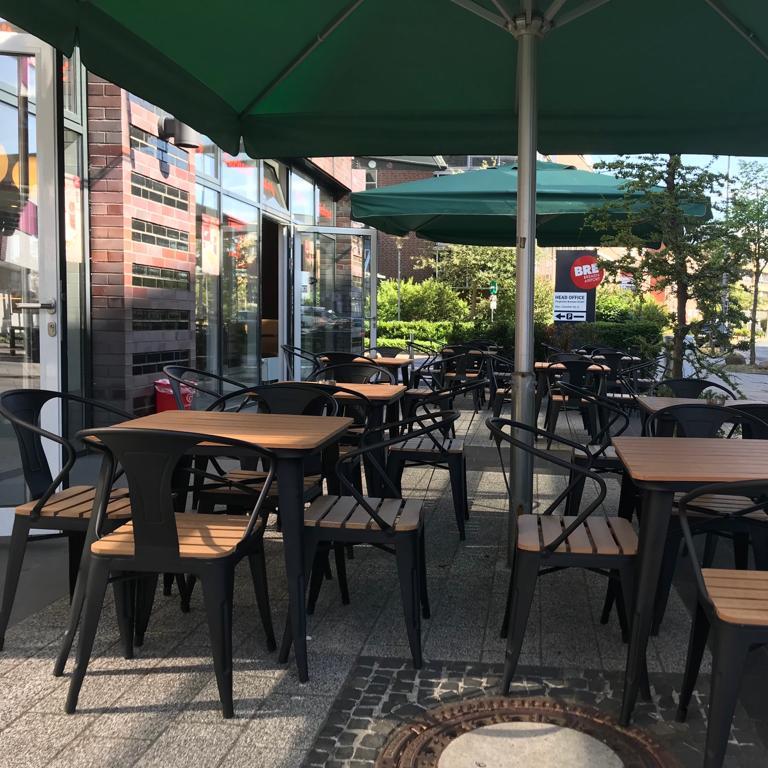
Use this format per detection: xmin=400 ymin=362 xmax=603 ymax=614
xmin=489 ymin=280 xmax=498 ymax=295
xmin=489 ymin=294 xmax=497 ymax=310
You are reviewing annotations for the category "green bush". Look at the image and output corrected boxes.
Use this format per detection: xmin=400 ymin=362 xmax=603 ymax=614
xmin=541 ymin=320 xmax=664 ymax=357
xmin=377 ymin=278 xmax=468 ymax=322
xmin=596 ymin=285 xmax=670 ymax=327
xmin=376 ymin=320 xmax=473 ymax=347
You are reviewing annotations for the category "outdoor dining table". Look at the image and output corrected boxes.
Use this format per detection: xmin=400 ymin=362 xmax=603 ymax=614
xmin=108 ymin=409 xmax=353 ymax=682
xmin=611 ymin=435 xmax=768 ymax=725
xmin=533 ymin=360 xmax=611 ymax=417
xmin=363 ymin=354 xmax=414 ymax=386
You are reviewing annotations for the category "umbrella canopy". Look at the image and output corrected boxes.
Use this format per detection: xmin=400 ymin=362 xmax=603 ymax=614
xmin=3 ymin=1 xmax=768 ymax=158
xmin=350 ymin=161 xmax=711 ymax=246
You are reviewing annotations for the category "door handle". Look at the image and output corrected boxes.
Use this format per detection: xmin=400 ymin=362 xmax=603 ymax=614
xmin=17 ymin=300 xmax=57 ymax=314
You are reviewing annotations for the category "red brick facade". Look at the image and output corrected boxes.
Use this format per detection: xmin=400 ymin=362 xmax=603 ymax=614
xmin=88 ymin=76 xmax=197 ymax=414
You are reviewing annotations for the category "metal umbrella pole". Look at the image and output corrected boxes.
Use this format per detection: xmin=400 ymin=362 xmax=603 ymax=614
xmin=508 ymin=13 xmax=541 ymax=563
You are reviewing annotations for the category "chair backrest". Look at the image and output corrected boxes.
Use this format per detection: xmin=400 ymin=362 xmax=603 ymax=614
xmin=305 ymin=383 xmax=372 ymax=428
xmin=163 ymin=365 xmax=247 ymax=410
xmin=210 ymin=382 xmax=339 ymax=416
xmin=558 ymin=382 xmax=630 ymax=452
xmin=366 ymin=346 xmax=405 ymax=358
xmin=648 ymin=377 xmax=735 ymax=400
xmin=724 ymin=403 xmax=768 ymax=439
xmin=309 ymin=362 xmax=395 ymax=384
xmin=318 ymin=351 xmax=365 ymax=366
xmin=79 ymin=427 xmax=276 ymax=559
xmin=486 ymin=417 xmax=607 ymax=554
xmin=548 ymin=359 xmax=599 ymax=397
xmin=548 ymin=352 xmax=588 ymax=363
xmin=0 ymin=389 xmax=132 ymax=503
xmin=336 ymin=409 xmax=459 ymax=529
xmin=593 ymin=350 xmax=626 ymax=376
xmin=646 ymin=403 xmax=768 ymax=439
xmin=677 ymin=480 xmax=768 ymax=614
xmin=281 ymin=344 xmax=320 ymax=380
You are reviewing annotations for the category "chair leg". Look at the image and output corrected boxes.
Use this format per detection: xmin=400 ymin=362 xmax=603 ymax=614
xmin=306 ymin=547 xmax=328 ymax=616
xmin=448 ymin=456 xmax=467 ymax=540
xmin=702 ymin=533 xmax=719 ymax=568
xmin=599 ymin=582 xmax=616 ymax=626
xmin=676 ymin=601 xmax=711 ymax=722
xmin=565 ymin=457 xmax=588 ymax=517
xmin=0 ymin=515 xmax=31 ymax=651
xmin=419 ymin=529 xmax=430 ymax=620
xmin=751 ymin=527 xmax=768 ymax=570
xmin=163 ymin=573 xmax=174 ymax=596
xmin=248 ymin=545 xmax=276 ymax=651
xmin=502 ymin=551 xmax=539 ymax=694
xmin=201 ymin=566 xmax=235 ymax=718
xmin=733 ymin=532 xmax=750 ymax=570
xmin=395 ymin=534 xmax=422 ymax=668
xmin=112 ymin=573 xmax=136 ymax=660
xmin=134 ymin=573 xmax=158 ymax=647
xmin=651 ymin=530 xmax=682 ymax=636
xmin=386 ymin=455 xmax=405 ymax=496
xmin=65 ymin=558 xmax=110 ymax=713
xmin=700 ymin=625 xmax=750 ymax=768
xmin=180 ymin=574 xmax=195 ymax=612
xmin=67 ymin=532 xmax=86 ymax=600
xmin=333 ymin=544 xmax=350 ymax=606
xmin=462 ymin=455 xmax=470 ymax=520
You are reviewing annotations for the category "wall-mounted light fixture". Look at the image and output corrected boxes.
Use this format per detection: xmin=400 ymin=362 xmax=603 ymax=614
xmin=157 ymin=116 xmax=200 ymax=149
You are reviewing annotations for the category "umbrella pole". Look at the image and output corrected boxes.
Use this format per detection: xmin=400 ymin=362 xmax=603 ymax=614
xmin=509 ymin=19 xmax=540 ymax=564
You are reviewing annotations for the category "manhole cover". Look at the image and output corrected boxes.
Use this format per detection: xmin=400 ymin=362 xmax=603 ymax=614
xmin=375 ymin=697 xmax=677 ymax=768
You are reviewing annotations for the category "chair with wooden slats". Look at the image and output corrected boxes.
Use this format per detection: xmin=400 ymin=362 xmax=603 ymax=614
xmin=641 ymin=403 xmax=768 ymax=635
xmin=387 ymin=380 xmax=485 ymax=540
xmin=285 ymin=410 xmax=459 ymax=670
xmin=0 ymin=389 xmax=134 ymax=653
xmin=487 ymin=418 xmax=642 ymax=696
xmin=675 ymin=482 xmax=768 ymax=768
xmin=64 ymin=428 xmax=278 ymax=719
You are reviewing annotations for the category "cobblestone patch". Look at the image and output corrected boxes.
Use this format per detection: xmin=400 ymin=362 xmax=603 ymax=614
xmin=304 ymin=657 xmax=768 ymax=768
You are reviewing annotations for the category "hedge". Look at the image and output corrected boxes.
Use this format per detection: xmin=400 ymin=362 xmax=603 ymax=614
xmin=375 ymin=320 xmax=473 ymax=347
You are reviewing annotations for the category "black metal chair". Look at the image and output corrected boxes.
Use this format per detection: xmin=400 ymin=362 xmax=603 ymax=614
xmin=388 ymin=380 xmax=486 ymax=540
xmin=318 ymin=351 xmax=366 ymax=365
xmin=648 ymin=377 xmax=735 ymax=400
xmin=286 ymin=409 xmax=459 ymax=670
xmin=487 ymin=418 xmax=640 ymax=694
xmin=642 ymin=403 xmax=768 ymax=634
xmin=365 ymin=345 xmax=406 ymax=357
xmin=163 ymin=365 xmax=248 ymax=410
xmin=281 ymin=344 xmax=321 ymax=380
xmin=0 ymin=389 xmax=134 ymax=653
xmin=543 ymin=359 xmax=601 ymax=442
xmin=65 ymin=428 xmax=278 ymax=718
xmin=309 ymin=362 xmax=395 ymax=384
xmin=675 ymin=481 xmax=768 ymax=768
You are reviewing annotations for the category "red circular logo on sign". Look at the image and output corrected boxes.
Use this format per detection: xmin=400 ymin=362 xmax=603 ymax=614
xmin=570 ymin=255 xmax=604 ymax=290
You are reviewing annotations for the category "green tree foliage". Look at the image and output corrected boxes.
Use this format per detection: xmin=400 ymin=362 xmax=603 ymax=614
xmin=376 ymin=278 xmax=468 ymax=322
xmin=595 ymin=283 xmax=670 ymax=326
xmin=727 ymin=160 xmax=768 ymax=364
xmin=587 ymin=154 xmax=733 ymax=377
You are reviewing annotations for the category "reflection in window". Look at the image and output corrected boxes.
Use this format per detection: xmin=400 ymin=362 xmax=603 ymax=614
xmin=195 ymin=135 xmax=219 ymax=179
xmin=291 ymin=171 xmax=314 ymax=224
xmin=262 ymin=159 xmax=288 ymax=212
xmin=317 ymin=187 xmax=335 ymax=225
xmin=221 ymin=196 xmax=259 ymax=382
xmin=221 ymin=151 xmax=259 ymax=202
xmin=195 ymin=185 xmax=220 ymax=372
xmin=62 ymin=55 xmax=79 ymax=116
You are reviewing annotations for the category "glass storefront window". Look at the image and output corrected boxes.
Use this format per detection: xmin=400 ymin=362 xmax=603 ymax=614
xmin=290 ymin=171 xmax=314 ymax=224
xmin=195 ymin=184 xmax=220 ymax=372
xmin=317 ymin=186 xmax=335 ymax=226
xmin=62 ymin=54 xmax=79 ymax=117
xmin=221 ymin=195 xmax=259 ymax=382
xmin=221 ymin=151 xmax=259 ymax=202
xmin=195 ymin=135 xmax=219 ymax=179
xmin=262 ymin=159 xmax=288 ymax=213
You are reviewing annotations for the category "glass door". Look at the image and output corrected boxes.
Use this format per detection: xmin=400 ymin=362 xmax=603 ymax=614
xmin=0 ymin=33 xmax=61 ymax=530
xmin=292 ymin=226 xmax=376 ymax=378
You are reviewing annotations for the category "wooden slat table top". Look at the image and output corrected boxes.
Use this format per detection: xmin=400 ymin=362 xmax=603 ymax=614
xmin=637 ymin=396 xmax=767 ymax=414
xmin=534 ymin=361 xmax=610 ymax=372
xmin=112 ymin=410 xmax=353 ymax=452
xmin=332 ymin=383 xmax=406 ymax=402
xmin=612 ymin=436 xmax=768 ymax=484
xmin=364 ymin=356 xmax=412 ymax=366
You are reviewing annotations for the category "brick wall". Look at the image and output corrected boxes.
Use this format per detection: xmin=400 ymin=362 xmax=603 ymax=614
xmin=88 ymin=75 xmax=196 ymax=415
xmin=374 ymin=167 xmax=437 ymax=281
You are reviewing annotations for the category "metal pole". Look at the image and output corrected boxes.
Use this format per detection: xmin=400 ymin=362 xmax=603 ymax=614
xmin=509 ymin=18 xmax=540 ymax=563
xmin=396 ymin=239 xmax=402 ymax=321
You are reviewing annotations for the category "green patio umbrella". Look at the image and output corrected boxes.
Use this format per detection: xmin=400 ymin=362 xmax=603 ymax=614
xmin=350 ymin=160 xmax=711 ymax=246
xmin=4 ymin=1 xmax=768 ymax=649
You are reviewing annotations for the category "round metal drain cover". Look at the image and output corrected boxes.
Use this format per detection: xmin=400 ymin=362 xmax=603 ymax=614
xmin=375 ymin=697 xmax=677 ymax=768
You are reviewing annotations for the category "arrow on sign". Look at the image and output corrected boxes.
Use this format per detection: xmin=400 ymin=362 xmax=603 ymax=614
xmin=554 ymin=312 xmax=587 ymax=321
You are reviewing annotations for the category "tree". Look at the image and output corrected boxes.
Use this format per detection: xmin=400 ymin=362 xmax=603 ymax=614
xmin=376 ymin=278 xmax=468 ymax=322
xmin=728 ymin=161 xmax=768 ymax=364
xmin=414 ymin=243 xmax=516 ymax=318
xmin=587 ymin=154 xmax=734 ymax=377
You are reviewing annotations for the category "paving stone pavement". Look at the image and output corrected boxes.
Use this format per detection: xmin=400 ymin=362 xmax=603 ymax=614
xmin=0 ymin=402 xmax=766 ymax=766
